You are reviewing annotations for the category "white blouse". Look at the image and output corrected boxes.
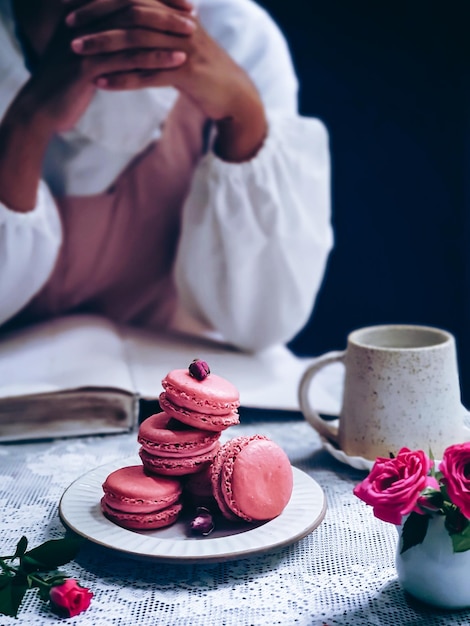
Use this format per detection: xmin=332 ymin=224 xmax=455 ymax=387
xmin=0 ymin=0 xmax=333 ymax=351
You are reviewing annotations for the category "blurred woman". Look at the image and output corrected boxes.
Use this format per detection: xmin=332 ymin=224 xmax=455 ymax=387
xmin=0 ymin=0 xmax=332 ymax=351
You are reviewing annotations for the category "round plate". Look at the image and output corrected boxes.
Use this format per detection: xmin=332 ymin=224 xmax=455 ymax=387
xmin=321 ymin=437 xmax=373 ymax=471
xmin=59 ymin=457 xmax=327 ymax=564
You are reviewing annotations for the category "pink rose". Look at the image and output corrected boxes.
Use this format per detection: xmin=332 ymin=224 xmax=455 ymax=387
xmin=353 ymin=447 xmax=435 ymax=525
xmin=439 ymin=442 xmax=470 ymax=519
xmin=49 ymin=579 xmax=93 ymax=618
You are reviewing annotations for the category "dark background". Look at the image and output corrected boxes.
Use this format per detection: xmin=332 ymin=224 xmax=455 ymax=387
xmin=256 ymin=0 xmax=470 ymax=403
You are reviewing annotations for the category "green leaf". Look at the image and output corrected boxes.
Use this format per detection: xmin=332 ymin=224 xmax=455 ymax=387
xmin=38 ymin=583 xmax=52 ymax=603
xmin=14 ymin=536 xmax=28 ymax=558
xmin=45 ymin=574 xmax=67 ymax=586
xmin=22 ymin=537 xmax=83 ymax=571
xmin=0 ymin=574 xmax=12 ymax=591
xmin=420 ymin=488 xmax=444 ymax=510
xmin=429 ymin=450 xmax=437 ymax=477
xmin=32 ymin=571 xmax=67 ymax=600
xmin=400 ymin=512 xmax=430 ymax=554
xmin=0 ymin=580 xmax=15 ymax=617
xmin=445 ymin=507 xmax=468 ymax=535
xmin=0 ymin=578 xmax=27 ymax=618
xmin=449 ymin=520 xmax=470 ymax=553
xmin=440 ymin=482 xmax=450 ymax=503
xmin=20 ymin=556 xmax=44 ymax=574
xmin=10 ymin=578 xmax=27 ymax=617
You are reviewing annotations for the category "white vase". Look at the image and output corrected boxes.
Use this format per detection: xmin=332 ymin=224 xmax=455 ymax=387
xmin=396 ymin=515 xmax=470 ymax=609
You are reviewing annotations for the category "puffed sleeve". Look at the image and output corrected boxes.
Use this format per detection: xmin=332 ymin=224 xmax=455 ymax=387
xmin=0 ymin=182 xmax=62 ymax=326
xmin=173 ymin=0 xmax=333 ymax=352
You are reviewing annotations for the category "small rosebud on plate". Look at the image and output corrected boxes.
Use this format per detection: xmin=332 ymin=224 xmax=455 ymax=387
xmin=188 ymin=359 xmax=210 ymax=381
xmin=190 ymin=507 xmax=215 ymax=536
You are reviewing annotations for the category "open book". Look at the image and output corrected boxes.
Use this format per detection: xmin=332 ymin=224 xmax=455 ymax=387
xmin=0 ymin=314 xmax=342 ymax=442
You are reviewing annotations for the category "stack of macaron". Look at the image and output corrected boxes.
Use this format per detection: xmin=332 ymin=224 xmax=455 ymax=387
xmin=100 ymin=358 xmax=240 ymax=530
xmin=101 ymin=359 xmax=294 ymax=532
xmin=138 ymin=359 xmax=240 ymax=477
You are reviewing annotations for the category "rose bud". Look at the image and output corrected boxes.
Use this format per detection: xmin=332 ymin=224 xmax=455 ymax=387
xmin=188 ymin=359 xmax=210 ymax=381
xmin=49 ymin=579 xmax=93 ymax=618
xmin=190 ymin=507 xmax=215 ymax=536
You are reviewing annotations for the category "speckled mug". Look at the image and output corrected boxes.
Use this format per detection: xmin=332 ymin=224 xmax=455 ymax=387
xmin=298 ymin=324 xmax=470 ymax=460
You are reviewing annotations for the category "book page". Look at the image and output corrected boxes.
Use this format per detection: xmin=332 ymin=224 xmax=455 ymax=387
xmin=0 ymin=315 xmax=135 ymax=398
xmin=0 ymin=314 xmax=343 ymax=414
xmin=122 ymin=326 xmax=343 ymax=414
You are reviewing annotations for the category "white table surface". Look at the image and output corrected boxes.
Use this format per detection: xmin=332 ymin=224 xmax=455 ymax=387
xmin=1 ymin=412 xmax=468 ymax=626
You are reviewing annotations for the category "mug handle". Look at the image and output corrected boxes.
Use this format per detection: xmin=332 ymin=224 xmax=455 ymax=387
xmin=298 ymin=350 xmax=345 ymax=444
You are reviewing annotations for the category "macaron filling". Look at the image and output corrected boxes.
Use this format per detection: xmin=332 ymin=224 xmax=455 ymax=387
xmin=138 ymin=412 xmax=221 ymax=457
xmin=140 ymin=442 xmax=221 ymax=476
xmin=159 ymin=393 xmax=239 ymax=431
xmin=101 ymin=498 xmax=183 ymax=530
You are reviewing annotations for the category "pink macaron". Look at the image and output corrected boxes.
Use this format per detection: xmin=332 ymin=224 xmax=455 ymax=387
xmin=183 ymin=464 xmax=217 ymax=509
xmin=211 ymin=435 xmax=294 ymax=522
xmin=138 ymin=412 xmax=221 ymax=476
xmin=101 ymin=465 xmax=183 ymax=530
xmin=160 ymin=367 xmax=240 ymax=432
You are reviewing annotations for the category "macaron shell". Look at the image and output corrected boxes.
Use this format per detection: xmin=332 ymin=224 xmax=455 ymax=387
xmin=184 ymin=464 xmax=213 ymax=498
xmin=159 ymin=392 xmax=239 ymax=431
xmin=101 ymin=498 xmax=182 ymax=530
xmin=210 ymin=442 xmax=239 ymax=521
xmin=184 ymin=465 xmax=217 ymax=508
xmin=138 ymin=412 xmax=220 ymax=456
xmin=221 ymin=436 xmax=293 ymax=522
xmin=101 ymin=465 xmax=182 ymax=513
xmin=140 ymin=442 xmax=220 ymax=476
xmin=162 ymin=369 xmax=240 ymax=416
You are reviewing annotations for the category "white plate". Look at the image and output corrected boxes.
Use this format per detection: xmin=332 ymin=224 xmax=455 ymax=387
xmin=321 ymin=437 xmax=373 ymax=471
xmin=59 ymin=457 xmax=327 ymax=564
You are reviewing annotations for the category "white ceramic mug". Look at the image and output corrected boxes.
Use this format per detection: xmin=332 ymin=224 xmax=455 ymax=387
xmin=298 ymin=324 xmax=470 ymax=460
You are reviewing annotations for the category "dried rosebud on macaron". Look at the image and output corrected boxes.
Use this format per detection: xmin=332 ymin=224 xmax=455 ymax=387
xmin=189 ymin=359 xmax=210 ymax=381
xmin=160 ymin=365 xmax=240 ymax=431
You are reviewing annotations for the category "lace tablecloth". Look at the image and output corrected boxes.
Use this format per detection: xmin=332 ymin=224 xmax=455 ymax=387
xmin=2 ymin=414 xmax=469 ymax=626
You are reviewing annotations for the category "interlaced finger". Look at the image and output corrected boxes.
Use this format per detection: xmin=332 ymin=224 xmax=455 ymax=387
xmin=155 ymin=0 xmax=194 ymax=11
xmin=95 ymin=67 xmax=179 ymax=90
xmin=72 ymin=27 xmax=190 ymax=55
xmin=75 ymin=7 xmax=195 ymax=45
xmin=65 ymin=0 xmax=194 ymax=28
xmin=86 ymin=47 xmax=186 ymax=78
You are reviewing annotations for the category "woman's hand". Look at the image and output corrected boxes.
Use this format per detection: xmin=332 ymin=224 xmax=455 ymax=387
xmin=0 ymin=0 xmax=192 ymax=211
xmin=19 ymin=0 xmax=193 ymax=135
xmin=23 ymin=20 xmax=96 ymax=134
xmin=65 ymin=0 xmax=268 ymax=161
